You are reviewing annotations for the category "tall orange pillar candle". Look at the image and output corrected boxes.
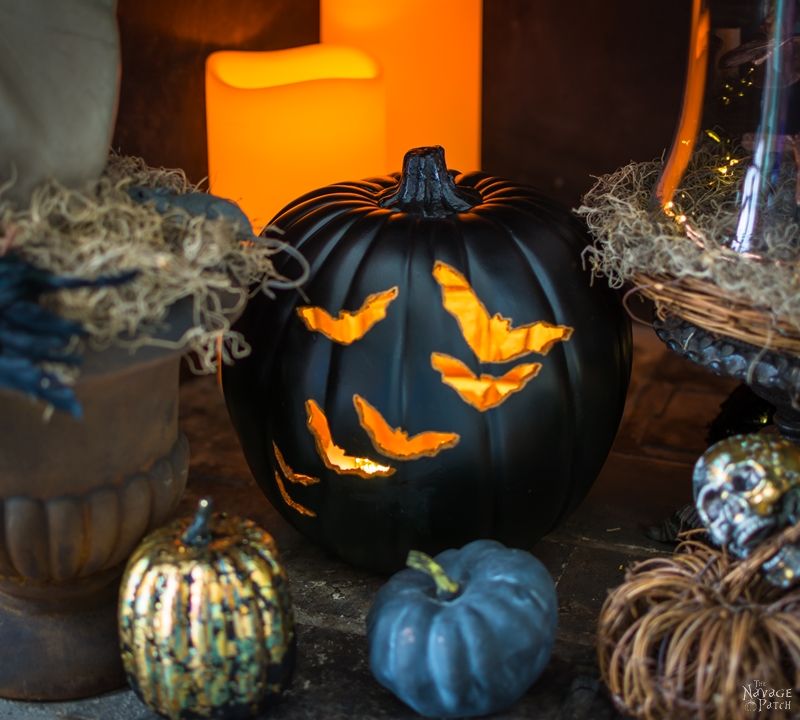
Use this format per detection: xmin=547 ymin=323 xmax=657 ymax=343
xmin=206 ymin=45 xmax=386 ymax=232
xmin=321 ymin=0 xmax=482 ymax=172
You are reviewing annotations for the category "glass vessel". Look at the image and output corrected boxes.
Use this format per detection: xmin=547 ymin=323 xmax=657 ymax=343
xmin=654 ymin=0 xmax=800 ymax=255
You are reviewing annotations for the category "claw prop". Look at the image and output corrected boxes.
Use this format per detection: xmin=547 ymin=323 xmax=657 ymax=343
xmin=0 ymin=253 xmax=135 ymax=416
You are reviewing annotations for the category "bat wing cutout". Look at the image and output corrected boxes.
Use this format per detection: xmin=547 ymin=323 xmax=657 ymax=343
xmin=272 ymin=442 xmax=318 ymax=517
xmin=432 ymin=261 xmax=573 ymax=363
xmin=431 ymin=352 xmax=541 ymax=411
xmin=306 ymin=399 xmax=396 ymax=478
xmin=296 ymin=287 xmax=398 ymax=344
xmin=353 ymin=394 xmax=460 ymax=460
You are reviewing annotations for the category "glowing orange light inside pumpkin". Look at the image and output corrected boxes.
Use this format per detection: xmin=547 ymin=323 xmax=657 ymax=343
xmin=305 ymin=399 xmax=395 ymax=478
xmin=321 ymin=0 xmax=482 ymax=171
xmin=352 ymin=394 xmax=460 ymax=459
xmin=206 ymin=45 xmax=386 ymax=232
xmin=431 ymin=353 xmax=541 ymax=411
xmin=296 ymin=287 xmax=398 ymax=344
xmin=432 ymin=261 xmax=574 ymax=363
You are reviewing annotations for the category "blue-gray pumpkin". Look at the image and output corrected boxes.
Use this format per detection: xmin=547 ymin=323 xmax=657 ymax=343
xmin=366 ymin=539 xmax=557 ymax=718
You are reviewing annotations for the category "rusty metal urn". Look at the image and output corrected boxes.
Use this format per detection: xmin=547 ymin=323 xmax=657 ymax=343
xmin=0 ymin=324 xmax=190 ymax=699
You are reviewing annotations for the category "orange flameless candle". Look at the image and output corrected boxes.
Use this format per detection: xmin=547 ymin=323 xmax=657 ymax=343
xmin=653 ymin=0 xmax=710 ymax=213
xmin=321 ymin=0 xmax=482 ymax=172
xmin=205 ymin=45 xmax=386 ymax=232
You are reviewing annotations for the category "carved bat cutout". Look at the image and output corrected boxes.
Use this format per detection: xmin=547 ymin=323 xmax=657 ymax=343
xmin=432 ymin=261 xmax=573 ymax=363
xmin=297 ymin=287 xmax=398 ymax=344
xmin=272 ymin=442 xmax=318 ymax=517
xmin=352 ymin=394 xmax=460 ymax=460
xmin=306 ymin=399 xmax=395 ymax=478
xmin=431 ymin=352 xmax=541 ymax=411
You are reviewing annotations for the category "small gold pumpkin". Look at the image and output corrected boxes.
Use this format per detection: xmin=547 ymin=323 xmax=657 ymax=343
xmin=118 ymin=499 xmax=295 ymax=719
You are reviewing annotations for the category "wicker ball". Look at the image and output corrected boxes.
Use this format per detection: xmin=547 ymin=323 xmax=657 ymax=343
xmin=597 ymin=528 xmax=800 ymax=720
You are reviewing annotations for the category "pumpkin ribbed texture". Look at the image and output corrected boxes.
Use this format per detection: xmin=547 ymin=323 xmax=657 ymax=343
xmin=367 ymin=539 xmax=558 ymax=718
xmin=118 ymin=510 xmax=295 ymax=720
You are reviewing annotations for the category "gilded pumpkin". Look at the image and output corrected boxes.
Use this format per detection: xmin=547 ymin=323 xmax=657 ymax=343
xmin=118 ymin=500 xmax=295 ymax=719
xmin=224 ymin=146 xmax=631 ymax=573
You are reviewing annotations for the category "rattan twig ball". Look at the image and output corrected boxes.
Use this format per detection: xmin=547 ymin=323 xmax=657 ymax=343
xmin=597 ymin=526 xmax=800 ymax=720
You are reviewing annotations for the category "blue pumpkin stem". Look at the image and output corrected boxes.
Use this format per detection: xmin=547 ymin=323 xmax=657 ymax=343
xmin=182 ymin=498 xmax=213 ymax=547
xmin=406 ymin=550 xmax=460 ymax=599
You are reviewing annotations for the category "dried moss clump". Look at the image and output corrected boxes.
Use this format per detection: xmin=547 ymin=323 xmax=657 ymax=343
xmin=576 ymin=144 xmax=800 ymax=347
xmin=0 ymin=156 xmax=305 ymax=372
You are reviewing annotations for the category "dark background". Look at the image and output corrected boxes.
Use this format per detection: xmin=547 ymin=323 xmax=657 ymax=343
xmin=113 ymin=0 xmax=689 ymax=208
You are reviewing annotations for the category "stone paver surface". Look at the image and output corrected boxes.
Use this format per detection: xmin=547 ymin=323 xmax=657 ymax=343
xmin=0 ymin=325 xmax=736 ymax=719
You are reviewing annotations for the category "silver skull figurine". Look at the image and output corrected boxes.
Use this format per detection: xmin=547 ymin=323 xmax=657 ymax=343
xmin=693 ymin=433 xmax=800 ymax=588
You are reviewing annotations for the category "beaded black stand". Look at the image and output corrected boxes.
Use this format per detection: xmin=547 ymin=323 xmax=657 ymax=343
xmin=654 ymin=314 xmax=800 ymax=442
xmin=644 ymin=315 xmax=800 ymax=543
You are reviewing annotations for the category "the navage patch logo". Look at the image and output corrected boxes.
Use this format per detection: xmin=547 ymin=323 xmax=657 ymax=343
xmin=742 ymin=679 xmax=792 ymax=713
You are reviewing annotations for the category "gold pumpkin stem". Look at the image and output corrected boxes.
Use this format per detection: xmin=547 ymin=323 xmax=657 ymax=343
xmin=182 ymin=498 xmax=213 ymax=546
xmin=406 ymin=550 xmax=460 ymax=599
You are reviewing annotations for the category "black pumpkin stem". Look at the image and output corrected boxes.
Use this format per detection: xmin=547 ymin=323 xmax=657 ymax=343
xmin=406 ymin=549 xmax=460 ymax=600
xmin=182 ymin=498 xmax=213 ymax=547
xmin=379 ymin=146 xmax=481 ymax=218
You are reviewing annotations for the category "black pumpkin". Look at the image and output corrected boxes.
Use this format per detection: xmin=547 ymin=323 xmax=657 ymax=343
xmin=224 ymin=147 xmax=631 ymax=573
